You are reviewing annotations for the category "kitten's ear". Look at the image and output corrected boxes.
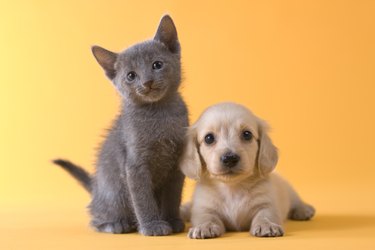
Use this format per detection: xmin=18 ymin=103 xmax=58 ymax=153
xmin=154 ymin=15 xmax=180 ymax=54
xmin=257 ymin=121 xmax=278 ymax=176
xmin=91 ymin=45 xmax=118 ymax=80
xmin=179 ymin=127 xmax=203 ymax=180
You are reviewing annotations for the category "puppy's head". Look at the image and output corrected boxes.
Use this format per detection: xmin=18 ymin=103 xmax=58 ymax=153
xmin=180 ymin=103 xmax=278 ymax=183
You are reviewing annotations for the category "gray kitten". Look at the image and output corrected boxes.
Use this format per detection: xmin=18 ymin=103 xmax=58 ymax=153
xmin=53 ymin=15 xmax=188 ymax=236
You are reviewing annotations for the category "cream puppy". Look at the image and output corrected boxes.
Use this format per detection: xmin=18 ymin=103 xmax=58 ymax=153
xmin=180 ymin=103 xmax=315 ymax=239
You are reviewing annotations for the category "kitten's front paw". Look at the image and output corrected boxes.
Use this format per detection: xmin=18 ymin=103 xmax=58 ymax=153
xmin=167 ymin=218 xmax=185 ymax=233
xmin=188 ymin=223 xmax=224 ymax=239
xmin=251 ymin=221 xmax=284 ymax=237
xmin=94 ymin=220 xmax=136 ymax=234
xmin=140 ymin=220 xmax=172 ymax=236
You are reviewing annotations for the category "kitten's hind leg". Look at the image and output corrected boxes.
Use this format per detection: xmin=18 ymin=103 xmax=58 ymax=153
xmin=93 ymin=218 xmax=137 ymax=234
xmin=89 ymin=186 xmax=137 ymax=234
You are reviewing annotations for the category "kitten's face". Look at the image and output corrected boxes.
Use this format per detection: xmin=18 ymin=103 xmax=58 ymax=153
xmin=92 ymin=15 xmax=181 ymax=105
xmin=114 ymin=41 xmax=180 ymax=103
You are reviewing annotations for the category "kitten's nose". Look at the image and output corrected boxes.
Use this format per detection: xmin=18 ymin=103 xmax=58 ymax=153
xmin=221 ymin=152 xmax=240 ymax=168
xmin=143 ymin=80 xmax=154 ymax=89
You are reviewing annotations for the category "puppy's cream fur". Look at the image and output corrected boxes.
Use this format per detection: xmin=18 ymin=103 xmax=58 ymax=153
xmin=180 ymin=103 xmax=315 ymax=239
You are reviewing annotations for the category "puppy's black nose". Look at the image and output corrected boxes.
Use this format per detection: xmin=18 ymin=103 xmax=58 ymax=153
xmin=221 ymin=152 xmax=240 ymax=168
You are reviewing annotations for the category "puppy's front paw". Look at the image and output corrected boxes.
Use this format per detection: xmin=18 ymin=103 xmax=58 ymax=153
xmin=251 ymin=221 xmax=284 ymax=237
xmin=167 ymin=218 xmax=185 ymax=233
xmin=140 ymin=220 xmax=172 ymax=236
xmin=188 ymin=223 xmax=224 ymax=239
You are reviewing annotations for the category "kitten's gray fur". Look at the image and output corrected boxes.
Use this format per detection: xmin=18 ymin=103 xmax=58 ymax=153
xmin=53 ymin=15 xmax=188 ymax=236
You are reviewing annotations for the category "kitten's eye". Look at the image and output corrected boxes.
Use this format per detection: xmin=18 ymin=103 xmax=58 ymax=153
xmin=152 ymin=61 xmax=163 ymax=70
xmin=242 ymin=130 xmax=253 ymax=141
xmin=127 ymin=71 xmax=137 ymax=81
xmin=204 ymin=133 xmax=215 ymax=145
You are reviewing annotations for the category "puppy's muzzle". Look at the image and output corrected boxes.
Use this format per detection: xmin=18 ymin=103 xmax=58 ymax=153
xmin=220 ymin=152 xmax=240 ymax=168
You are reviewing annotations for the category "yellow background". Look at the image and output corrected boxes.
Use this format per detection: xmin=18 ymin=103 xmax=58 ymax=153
xmin=1 ymin=0 xmax=375 ymax=249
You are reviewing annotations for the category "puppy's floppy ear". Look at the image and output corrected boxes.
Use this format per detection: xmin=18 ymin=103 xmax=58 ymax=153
xmin=92 ymin=45 xmax=118 ymax=80
xmin=179 ymin=127 xmax=203 ymax=180
xmin=257 ymin=121 xmax=278 ymax=176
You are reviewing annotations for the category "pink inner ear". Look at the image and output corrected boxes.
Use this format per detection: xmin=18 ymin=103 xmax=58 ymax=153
xmin=154 ymin=15 xmax=180 ymax=54
xmin=92 ymin=46 xmax=118 ymax=79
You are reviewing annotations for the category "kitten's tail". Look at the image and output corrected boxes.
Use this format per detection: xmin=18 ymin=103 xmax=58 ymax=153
xmin=53 ymin=159 xmax=92 ymax=193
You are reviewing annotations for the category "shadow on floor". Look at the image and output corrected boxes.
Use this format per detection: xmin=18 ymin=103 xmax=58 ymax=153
xmin=286 ymin=214 xmax=375 ymax=233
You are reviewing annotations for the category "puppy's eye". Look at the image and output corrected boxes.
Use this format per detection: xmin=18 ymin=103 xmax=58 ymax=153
xmin=204 ymin=133 xmax=215 ymax=145
xmin=127 ymin=71 xmax=137 ymax=81
xmin=152 ymin=61 xmax=163 ymax=70
xmin=242 ymin=130 xmax=253 ymax=141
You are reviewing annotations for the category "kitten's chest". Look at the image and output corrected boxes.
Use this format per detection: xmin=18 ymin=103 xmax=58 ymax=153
xmin=126 ymin=104 xmax=187 ymax=142
xmin=123 ymin=103 xmax=188 ymax=183
xmin=133 ymin=112 xmax=186 ymax=144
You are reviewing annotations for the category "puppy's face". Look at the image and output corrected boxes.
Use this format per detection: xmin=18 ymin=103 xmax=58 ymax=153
xmin=196 ymin=107 xmax=259 ymax=182
xmin=180 ymin=103 xmax=278 ymax=183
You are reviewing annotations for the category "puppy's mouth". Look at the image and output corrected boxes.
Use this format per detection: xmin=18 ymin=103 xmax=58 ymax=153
xmin=209 ymin=169 xmax=242 ymax=179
